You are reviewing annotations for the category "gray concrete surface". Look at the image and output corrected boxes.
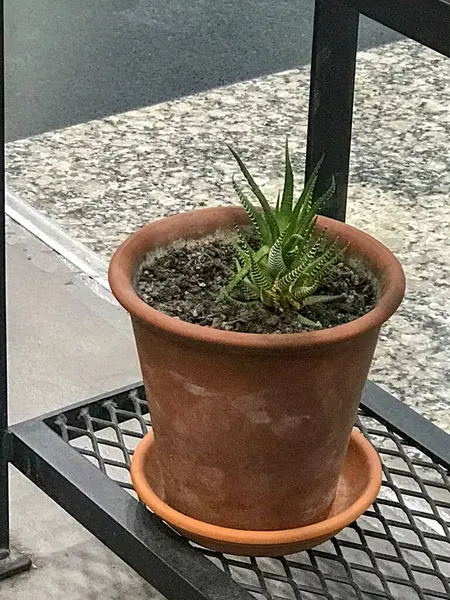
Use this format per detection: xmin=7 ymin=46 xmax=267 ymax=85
xmin=5 ymin=0 xmax=402 ymax=141
xmin=2 ymin=219 xmax=164 ymax=598
xmin=6 ymin=218 xmax=140 ymax=422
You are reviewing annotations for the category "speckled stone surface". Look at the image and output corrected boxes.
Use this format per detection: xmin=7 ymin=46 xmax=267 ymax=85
xmin=5 ymin=39 xmax=450 ymax=430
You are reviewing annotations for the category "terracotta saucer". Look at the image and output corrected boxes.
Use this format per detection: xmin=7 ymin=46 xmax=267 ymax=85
xmin=131 ymin=429 xmax=382 ymax=556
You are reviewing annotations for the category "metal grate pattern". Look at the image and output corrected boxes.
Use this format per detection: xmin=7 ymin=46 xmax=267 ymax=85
xmin=50 ymin=389 xmax=450 ymax=600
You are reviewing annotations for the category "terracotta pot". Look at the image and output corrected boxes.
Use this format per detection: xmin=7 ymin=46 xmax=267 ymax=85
xmin=109 ymin=207 xmax=405 ymax=531
xmin=130 ymin=428 xmax=382 ymax=556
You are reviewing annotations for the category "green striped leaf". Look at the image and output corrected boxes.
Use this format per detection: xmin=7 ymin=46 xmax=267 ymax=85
xmin=279 ymin=138 xmax=294 ymax=221
xmin=268 ymin=227 xmax=288 ymax=275
xmin=228 ymin=145 xmax=279 ymax=243
xmin=278 ymin=262 xmax=307 ymax=292
xmin=240 ymin=279 xmax=260 ymax=300
xmin=286 ymin=156 xmax=322 ymax=239
xmin=292 ymin=284 xmax=318 ymax=301
xmin=303 ymin=237 xmax=341 ymax=278
xmin=316 ymin=176 xmax=336 ymax=211
xmin=249 ymin=252 xmax=272 ymax=291
xmin=232 ymin=178 xmax=271 ymax=245
xmin=223 ymin=147 xmax=346 ymax=313
xmin=303 ymin=294 xmax=343 ymax=306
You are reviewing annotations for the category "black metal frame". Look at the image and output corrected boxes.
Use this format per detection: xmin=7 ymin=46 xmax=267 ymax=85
xmin=0 ymin=0 xmax=7 ymax=554
xmin=5 ymin=381 xmax=450 ymax=599
xmin=9 ymin=415 xmax=253 ymax=600
xmin=305 ymin=0 xmax=450 ymax=219
xmin=1 ymin=0 xmax=450 ymax=595
xmin=0 ymin=0 xmax=32 ymax=580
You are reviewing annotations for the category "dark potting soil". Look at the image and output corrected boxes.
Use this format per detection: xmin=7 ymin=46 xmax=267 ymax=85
xmin=135 ymin=234 xmax=378 ymax=334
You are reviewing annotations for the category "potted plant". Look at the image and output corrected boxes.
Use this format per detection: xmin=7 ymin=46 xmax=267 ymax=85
xmin=109 ymin=142 xmax=405 ymax=556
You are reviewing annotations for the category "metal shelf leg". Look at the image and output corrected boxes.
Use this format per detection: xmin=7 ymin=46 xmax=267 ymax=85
xmin=0 ymin=2 xmax=31 ymax=580
xmin=305 ymin=0 xmax=360 ymax=221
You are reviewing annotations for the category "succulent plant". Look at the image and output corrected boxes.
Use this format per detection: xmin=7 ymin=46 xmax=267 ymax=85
xmin=221 ymin=141 xmax=347 ymax=325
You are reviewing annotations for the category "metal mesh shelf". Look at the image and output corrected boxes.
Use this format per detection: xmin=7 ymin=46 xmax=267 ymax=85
xmin=46 ymin=387 xmax=450 ymax=600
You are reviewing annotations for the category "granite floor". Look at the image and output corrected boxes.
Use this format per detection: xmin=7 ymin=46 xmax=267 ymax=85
xmin=6 ymin=38 xmax=450 ymax=429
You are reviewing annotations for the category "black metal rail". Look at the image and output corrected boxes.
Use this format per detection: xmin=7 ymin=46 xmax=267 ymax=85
xmin=305 ymin=0 xmax=450 ymax=221
xmin=7 ymin=381 xmax=450 ymax=599
xmin=341 ymin=0 xmax=450 ymax=59
xmin=0 ymin=0 xmax=8 ymax=554
xmin=305 ymin=0 xmax=359 ymax=221
xmin=10 ymin=418 xmax=252 ymax=600
xmin=0 ymin=0 xmax=32 ymax=579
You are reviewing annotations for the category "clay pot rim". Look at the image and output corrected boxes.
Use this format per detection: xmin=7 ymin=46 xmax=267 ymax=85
xmin=109 ymin=207 xmax=405 ymax=351
xmin=131 ymin=429 xmax=382 ymax=546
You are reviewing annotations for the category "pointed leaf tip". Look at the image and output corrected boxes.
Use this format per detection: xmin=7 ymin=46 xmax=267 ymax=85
xmin=280 ymin=138 xmax=294 ymax=220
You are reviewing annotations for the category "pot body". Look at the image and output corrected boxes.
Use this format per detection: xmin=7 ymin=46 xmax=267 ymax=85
xmin=109 ymin=207 xmax=405 ymax=530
